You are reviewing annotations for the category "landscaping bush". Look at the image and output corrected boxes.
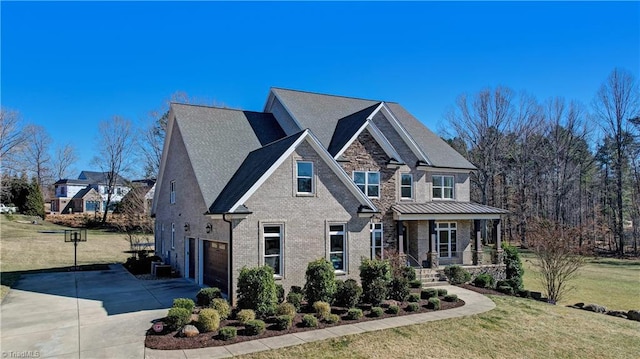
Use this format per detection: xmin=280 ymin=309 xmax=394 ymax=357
xmin=218 ymin=326 xmax=237 ymax=340
xmin=497 ymin=285 xmax=515 ymax=295
xmin=360 ymin=258 xmax=391 ymax=305
xmin=473 ymin=273 xmax=495 ymax=288
xmin=387 ymin=305 xmax=400 ymax=314
xmin=236 ymin=309 xmax=256 ymax=324
xmin=370 ymin=307 xmax=384 ymax=317
xmin=312 ymin=301 xmax=331 ymax=318
xmin=444 ymin=265 xmax=471 ymax=285
xmin=237 ymin=266 xmax=278 ymax=318
xmin=172 ymin=298 xmax=195 ymax=312
xmin=406 ymin=303 xmax=419 ymax=312
xmin=407 ymin=293 xmax=420 ymax=302
xmin=409 ymin=279 xmax=423 ymax=288
xmin=437 ymin=288 xmax=448 ymax=296
xmin=304 ymin=258 xmax=337 ymax=305
xmin=302 ymin=314 xmax=318 ymax=328
xmin=428 ymin=297 xmax=441 ymax=310
xmin=517 ymin=289 xmax=531 ymax=298
xmin=244 ymin=319 xmax=266 ymax=336
xmin=274 ymin=315 xmax=293 ymax=330
xmin=346 ymin=308 xmax=363 ymax=320
xmin=400 ymin=266 xmax=417 ymax=281
xmin=290 ymin=285 xmax=303 ymax=294
xmin=324 ymin=313 xmax=340 ymax=324
xmin=502 ymin=243 xmax=524 ymax=291
xmin=196 ymin=287 xmax=222 ymax=307
xmin=444 ymin=294 xmax=458 ymax=302
xmin=197 ymin=308 xmax=220 ymax=332
xmin=286 ymin=292 xmax=303 ymax=311
xmin=166 ymin=307 xmax=191 ymax=331
xmin=388 ymin=277 xmax=410 ymax=302
xmin=276 ymin=302 xmax=297 ymax=317
xmin=276 ymin=284 xmax=285 ymax=304
xmin=421 ymin=288 xmax=437 ymax=299
xmin=209 ymin=298 xmax=231 ymax=320
xmin=334 ymin=279 xmax=362 ymax=308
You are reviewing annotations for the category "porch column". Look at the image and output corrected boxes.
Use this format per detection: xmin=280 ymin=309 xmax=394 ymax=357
xmin=428 ymin=221 xmax=438 ymax=268
xmin=397 ymin=220 xmax=404 ymax=254
xmin=493 ymin=219 xmax=504 ymax=264
xmin=473 ymin=219 xmax=483 ymax=265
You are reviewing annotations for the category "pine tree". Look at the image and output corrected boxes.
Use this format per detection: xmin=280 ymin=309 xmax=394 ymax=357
xmin=23 ymin=178 xmax=45 ymax=219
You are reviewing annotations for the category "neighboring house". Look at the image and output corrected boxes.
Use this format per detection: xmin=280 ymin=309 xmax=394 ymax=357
xmin=152 ymin=88 xmax=507 ymax=302
xmin=51 ymin=171 xmax=131 ymax=214
xmin=120 ymin=179 xmax=156 ymax=214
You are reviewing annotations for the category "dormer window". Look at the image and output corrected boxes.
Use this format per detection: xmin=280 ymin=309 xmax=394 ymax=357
xmin=433 ymin=175 xmax=454 ymax=200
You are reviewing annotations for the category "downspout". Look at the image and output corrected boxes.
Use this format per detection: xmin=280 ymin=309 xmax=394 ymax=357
xmin=222 ymin=213 xmax=234 ymax=304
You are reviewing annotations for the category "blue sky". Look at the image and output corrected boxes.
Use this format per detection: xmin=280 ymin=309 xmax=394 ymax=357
xmin=2 ymin=1 xmax=639 ymax=177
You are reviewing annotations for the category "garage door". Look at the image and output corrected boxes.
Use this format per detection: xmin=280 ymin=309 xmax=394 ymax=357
xmin=203 ymin=241 xmax=228 ymax=295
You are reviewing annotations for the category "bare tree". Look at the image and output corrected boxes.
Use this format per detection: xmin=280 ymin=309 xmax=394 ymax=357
xmin=116 ymin=183 xmax=154 ymax=258
xmin=593 ymin=68 xmax=640 ymax=255
xmin=93 ymin=116 xmax=136 ymax=224
xmin=20 ymin=125 xmax=53 ymax=191
xmin=53 ymin=143 xmax=79 ymax=180
xmin=0 ymin=108 xmax=27 ymax=173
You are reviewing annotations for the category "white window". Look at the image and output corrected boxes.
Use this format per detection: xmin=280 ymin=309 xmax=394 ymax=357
xmin=296 ymin=161 xmax=314 ymax=194
xmin=264 ymin=225 xmax=283 ymax=276
xmin=353 ymin=171 xmax=380 ymax=198
xmin=436 ymin=222 xmax=457 ymax=258
xmin=400 ymin=173 xmax=413 ymax=199
xmin=171 ymin=223 xmax=175 ymax=249
xmin=371 ymin=223 xmax=383 ymax=259
xmin=433 ymin=175 xmax=454 ymax=199
xmin=170 ymin=181 xmax=176 ymax=204
xmin=329 ymin=224 xmax=346 ymax=272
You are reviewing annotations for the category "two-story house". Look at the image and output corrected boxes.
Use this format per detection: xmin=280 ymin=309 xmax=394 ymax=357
xmin=152 ymin=88 xmax=507 ymax=302
xmin=51 ymin=171 xmax=131 ymax=214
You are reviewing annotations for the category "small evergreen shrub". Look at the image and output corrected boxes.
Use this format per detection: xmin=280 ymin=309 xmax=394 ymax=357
xmin=421 ymin=288 xmax=437 ymax=299
xmin=407 ymin=293 xmax=420 ymax=302
xmin=236 ymin=309 xmax=256 ymax=324
xmin=166 ymin=307 xmax=191 ymax=331
xmin=244 ymin=319 xmax=266 ymax=336
xmin=370 ymin=307 xmax=384 ymax=317
xmin=360 ymin=258 xmax=391 ymax=305
xmin=197 ymin=308 xmax=220 ymax=332
xmin=444 ymin=294 xmax=458 ymax=302
xmin=304 ymin=258 xmax=337 ymax=305
xmin=286 ymin=292 xmax=303 ymax=311
xmin=312 ymin=301 xmax=331 ymax=318
xmin=502 ymin=243 xmax=524 ymax=291
xmin=274 ymin=315 xmax=293 ymax=330
xmin=237 ymin=266 xmax=278 ymax=318
xmin=172 ymin=298 xmax=195 ymax=312
xmin=365 ymin=278 xmax=389 ymax=306
xmin=276 ymin=284 xmax=285 ymax=304
xmin=276 ymin=302 xmax=297 ymax=317
xmin=409 ymin=279 xmax=423 ymax=288
xmin=428 ymin=297 xmax=441 ymax=310
xmin=406 ymin=303 xmax=420 ymax=312
xmin=473 ymin=273 xmax=495 ymax=288
xmin=437 ymin=288 xmax=448 ymax=296
xmin=209 ymin=298 xmax=231 ymax=320
xmin=388 ymin=277 xmax=410 ymax=301
xmin=387 ymin=305 xmax=400 ymax=314
xmin=444 ymin=265 xmax=471 ymax=285
xmin=517 ymin=289 xmax=531 ymax=298
xmin=400 ymin=266 xmax=417 ymax=281
xmin=290 ymin=285 xmax=303 ymax=294
xmin=219 ymin=326 xmax=237 ymax=340
xmin=334 ymin=279 xmax=362 ymax=308
xmin=302 ymin=314 xmax=318 ymax=328
xmin=497 ymin=285 xmax=515 ymax=295
xmin=346 ymin=308 xmax=363 ymax=320
xmin=324 ymin=313 xmax=340 ymax=324
xmin=196 ymin=287 xmax=222 ymax=306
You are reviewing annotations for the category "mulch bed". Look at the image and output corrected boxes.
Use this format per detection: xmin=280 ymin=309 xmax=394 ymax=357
xmin=458 ymin=283 xmax=506 ymax=296
xmin=146 ymin=297 xmax=465 ymax=350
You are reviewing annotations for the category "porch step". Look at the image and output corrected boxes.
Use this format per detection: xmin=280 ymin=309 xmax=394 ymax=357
xmin=416 ymin=268 xmax=449 ymax=287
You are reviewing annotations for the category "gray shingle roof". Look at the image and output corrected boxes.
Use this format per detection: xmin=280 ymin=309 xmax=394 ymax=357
xmin=327 ymin=103 xmax=381 ymax=156
xmin=78 ymin=171 xmax=129 ymax=185
xmin=392 ymin=202 xmax=508 ymax=215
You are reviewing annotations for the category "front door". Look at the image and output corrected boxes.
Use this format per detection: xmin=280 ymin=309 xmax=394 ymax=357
xmin=188 ymin=238 xmax=195 ymax=279
xmin=436 ymin=222 xmax=457 ymax=258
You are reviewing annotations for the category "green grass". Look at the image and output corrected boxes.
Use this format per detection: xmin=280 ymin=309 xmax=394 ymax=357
xmin=237 ymin=296 xmax=640 ymax=359
xmin=1 ymin=214 xmax=134 ymax=299
xmin=521 ymin=251 xmax=640 ymax=310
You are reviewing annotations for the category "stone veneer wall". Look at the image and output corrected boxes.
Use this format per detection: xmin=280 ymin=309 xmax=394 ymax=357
xmin=440 ymin=264 xmax=506 ymax=281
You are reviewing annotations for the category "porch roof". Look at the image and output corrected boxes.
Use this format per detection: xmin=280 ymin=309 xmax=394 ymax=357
xmin=392 ymin=202 xmax=507 ymax=220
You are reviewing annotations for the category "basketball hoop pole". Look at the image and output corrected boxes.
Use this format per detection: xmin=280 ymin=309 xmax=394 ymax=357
xmin=73 ymin=232 xmax=79 ymax=270
xmin=65 ymin=229 xmax=87 ymax=271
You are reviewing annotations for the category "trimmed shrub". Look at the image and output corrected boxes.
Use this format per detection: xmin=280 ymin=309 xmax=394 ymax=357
xmin=473 ymin=273 xmax=495 ymax=288
xmin=244 ymin=319 xmax=266 ymax=336
xmin=388 ymin=277 xmax=410 ymax=302
xmin=302 ymin=314 xmax=318 ymax=328
xmin=276 ymin=284 xmax=285 ymax=304
xmin=197 ymin=308 xmax=220 ymax=332
xmin=237 ymin=266 xmax=278 ymax=318
xmin=274 ymin=315 xmax=293 ymax=330
xmin=400 ymin=266 xmax=417 ymax=281
xmin=409 ymin=279 xmax=423 ymax=288
xmin=313 ymin=301 xmax=331 ymax=318
xmin=437 ymin=288 xmax=448 ymax=296
xmin=406 ymin=303 xmax=420 ymax=312
xmin=334 ymin=279 xmax=362 ymax=308
xmin=290 ymin=285 xmax=303 ymax=294
xmin=497 ymin=285 xmax=515 ymax=295
xmin=346 ymin=308 xmax=363 ymax=320
xmin=407 ymin=293 xmax=420 ymax=302
xmin=166 ymin=307 xmax=191 ymax=331
xmin=324 ymin=313 xmax=340 ymax=324
xmin=428 ymin=297 xmax=441 ymax=310
xmin=387 ymin=305 xmax=400 ymax=314
xmin=502 ymin=243 xmax=524 ymax=291
xmin=517 ymin=289 xmax=531 ymax=298
xmin=236 ymin=309 xmax=256 ymax=324
xmin=218 ymin=326 xmax=237 ymax=340
xmin=286 ymin=292 xmax=303 ymax=311
xmin=444 ymin=294 xmax=458 ymax=302
xmin=196 ymin=287 xmax=222 ymax=307
xmin=276 ymin=302 xmax=297 ymax=317
xmin=421 ymin=288 xmax=437 ymax=299
xmin=444 ymin=265 xmax=471 ymax=285
xmin=209 ymin=298 xmax=231 ymax=320
xmin=304 ymin=258 xmax=337 ymax=305
xmin=370 ymin=307 xmax=384 ymax=317
xmin=360 ymin=258 xmax=392 ymax=305
xmin=172 ymin=298 xmax=195 ymax=312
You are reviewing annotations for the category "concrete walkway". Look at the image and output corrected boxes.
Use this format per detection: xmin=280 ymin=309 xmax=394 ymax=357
xmin=1 ymin=266 xmax=495 ymax=359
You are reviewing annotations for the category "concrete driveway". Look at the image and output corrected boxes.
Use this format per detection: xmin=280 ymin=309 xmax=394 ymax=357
xmin=1 ymin=265 xmax=200 ymax=359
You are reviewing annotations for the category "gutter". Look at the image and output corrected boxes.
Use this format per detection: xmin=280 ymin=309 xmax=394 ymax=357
xmin=222 ymin=213 xmax=234 ymax=305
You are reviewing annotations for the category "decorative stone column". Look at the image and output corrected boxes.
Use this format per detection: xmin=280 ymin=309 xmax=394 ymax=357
xmin=428 ymin=233 xmax=439 ymax=268
xmin=473 ymin=220 xmax=483 ymax=265
xmin=493 ymin=220 xmax=504 ymax=265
